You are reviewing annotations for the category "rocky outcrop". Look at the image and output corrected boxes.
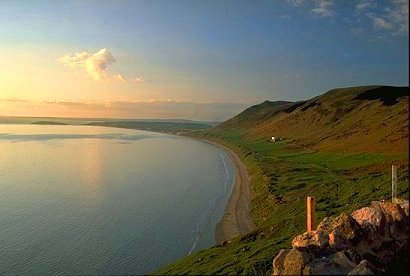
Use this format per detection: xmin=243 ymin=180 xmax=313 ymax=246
xmin=272 ymin=200 xmax=409 ymax=275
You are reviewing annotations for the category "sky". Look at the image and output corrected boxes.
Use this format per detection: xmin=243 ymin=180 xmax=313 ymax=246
xmin=0 ymin=0 xmax=408 ymax=121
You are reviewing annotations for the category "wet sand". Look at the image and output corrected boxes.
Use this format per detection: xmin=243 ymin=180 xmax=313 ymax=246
xmin=195 ymin=138 xmax=255 ymax=243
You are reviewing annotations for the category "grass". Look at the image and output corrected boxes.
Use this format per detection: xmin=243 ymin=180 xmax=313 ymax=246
xmin=156 ymin=128 xmax=408 ymax=275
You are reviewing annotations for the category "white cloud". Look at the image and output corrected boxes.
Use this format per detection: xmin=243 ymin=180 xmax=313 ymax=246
xmin=58 ymin=51 xmax=91 ymax=68
xmin=386 ymin=0 xmax=409 ymax=34
xmin=285 ymin=0 xmax=408 ymax=36
xmin=356 ymin=0 xmax=373 ymax=11
xmin=84 ymin=48 xmax=116 ymax=81
xmin=364 ymin=0 xmax=408 ymax=35
xmin=112 ymin=74 xmax=126 ymax=82
xmin=131 ymin=77 xmax=145 ymax=83
xmin=312 ymin=0 xmax=334 ymax=17
xmin=59 ymin=48 xmax=145 ymax=82
xmin=286 ymin=0 xmax=305 ymax=6
xmin=373 ymin=17 xmax=393 ymax=29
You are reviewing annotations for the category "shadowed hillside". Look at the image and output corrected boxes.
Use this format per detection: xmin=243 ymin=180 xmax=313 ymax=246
xmin=218 ymin=85 xmax=408 ymax=153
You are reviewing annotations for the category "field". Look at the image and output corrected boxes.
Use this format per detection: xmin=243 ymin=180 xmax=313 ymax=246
xmin=156 ymin=128 xmax=408 ymax=275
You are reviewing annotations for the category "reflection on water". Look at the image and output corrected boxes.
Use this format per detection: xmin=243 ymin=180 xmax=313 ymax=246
xmin=0 ymin=124 xmax=235 ymax=275
xmin=81 ymin=140 xmax=103 ymax=203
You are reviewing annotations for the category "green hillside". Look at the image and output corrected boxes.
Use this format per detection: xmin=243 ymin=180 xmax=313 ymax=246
xmin=219 ymin=85 xmax=408 ymax=153
xmin=156 ymin=85 xmax=409 ymax=275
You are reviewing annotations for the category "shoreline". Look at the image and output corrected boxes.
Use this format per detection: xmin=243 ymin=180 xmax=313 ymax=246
xmin=193 ymin=137 xmax=255 ymax=243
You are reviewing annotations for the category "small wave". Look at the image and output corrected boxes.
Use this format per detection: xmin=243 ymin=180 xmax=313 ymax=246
xmin=219 ymin=152 xmax=230 ymax=193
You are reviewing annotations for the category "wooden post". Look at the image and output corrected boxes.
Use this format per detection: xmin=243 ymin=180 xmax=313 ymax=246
xmin=392 ymin=165 xmax=397 ymax=203
xmin=307 ymin=196 xmax=316 ymax=232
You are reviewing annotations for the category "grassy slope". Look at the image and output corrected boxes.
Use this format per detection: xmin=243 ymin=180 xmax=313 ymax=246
xmin=156 ymin=86 xmax=409 ymax=275
xmin=221 ymin=85 xmax=408 ymax=153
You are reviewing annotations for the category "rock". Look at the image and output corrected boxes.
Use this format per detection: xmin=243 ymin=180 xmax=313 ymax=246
xmin=371 ymin=201 xmax=406 ymax=222
xmin=370 ymin=201 xmax=407 ymax=238
xmin=302 ymin=252 xmax=357 ymax=275
xmin=316 ymin=216 xmax=334 ymax=233
xmin=272 ymin=200 xmax=409 ymax=275
xmin=351 ymin=207 xmax=383 ymax=228
xmin=329 ymin=229 xmax=348 ymax=250
xmin=292 ymin=230 xmax=329 ymax=249
xmin=351 ymin=207 xmax=384 ymax=240
xmin=272 ymin=249 xmax=309 ymax=275
xmin=302 ymin=258 xmax=332 ymax=275
xmin=347 ymin=260 xmax=375 ymax=275
xmin=272 ymin=249 xmax=289 ymax=275
xmin=317 ymin=212 xmax=362 ymax=246
xmin=328 ymin=251 xmax=357 ymax=274
xmin=398 ymin=200 xmax=409 ymax=217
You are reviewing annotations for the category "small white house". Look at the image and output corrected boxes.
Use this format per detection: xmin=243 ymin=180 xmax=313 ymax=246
xmin=271 ymin=136 xmax=284 ymax=142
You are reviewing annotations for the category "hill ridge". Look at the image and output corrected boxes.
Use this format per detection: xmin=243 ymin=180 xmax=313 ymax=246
xmin=219 ymin=85 xmax=408 ymax=153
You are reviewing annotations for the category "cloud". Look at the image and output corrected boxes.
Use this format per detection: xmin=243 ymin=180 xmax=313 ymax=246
xmin=84 ymin=48 xmax=116 ymax=81
xmin=356 ymin=1 xmax=373 ymax=11
xmin=286 ymin=0 xmax=334 ymax=16
xmin=0 ymin=96 xmax=29 ymax=102
xmin=131 ymin=77 xmax=146 ymax=83
xmin=373 ymin=17 xmax=394 ymax=29
xmin=286 ymin=0 xmax=305 ymax=6
xmin=386 ymin=0 xmax=409 ymax=34
xmin=285 ymin=0 xmax=408 ymax=37
xmin=356 ymin=0 xmax=409 ymax=35
xmin=59 ymin=48 xmax=145 ymax=82
xmin=312 ymin=0 xmax=334 ymax=17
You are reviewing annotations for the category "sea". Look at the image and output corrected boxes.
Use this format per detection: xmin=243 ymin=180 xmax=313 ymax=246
xmin=0 ymin=124 xmax=235 ymax=274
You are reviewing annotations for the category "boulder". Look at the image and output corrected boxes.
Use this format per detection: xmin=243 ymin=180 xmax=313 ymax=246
xmin=398 ymin=200 xmax=409 ymax=217
xmin=317 ymin=212 xmax=362 ymax=246
xmin=347 ymin=260 xmax=375 ymax=275
xmin=272 ymin=249 xmax=309 ymax=275
xmin=302 ymin=258 xmax=332 ymax=275
xmin=328 ymin=251 xmax=357 ymax=274
xmin=351 ymin=207 xmax=384 ymax=240
xmin=329 ymin=229 xmax=348 ymax=250
xmin=296 ymin=251 xmax=357 ymax=275
xmin=368 ymin=201 xmax=408 ymax=239
xmin=272 ymin=200 xmax=409 ymax=275
xmin=292 ymin=230 xmax=329 ymax=249
xmin=272 ymin=249 xmax=289 ymax=275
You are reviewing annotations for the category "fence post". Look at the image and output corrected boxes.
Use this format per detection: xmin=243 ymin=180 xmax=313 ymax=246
xmin=392 ymin=165 xmax=397 ymax=203
xmin=307 ymin=196 xmax=316 ymax=232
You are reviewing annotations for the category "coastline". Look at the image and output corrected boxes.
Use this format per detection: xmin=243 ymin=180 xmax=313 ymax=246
xmin=193 ymin=138 xmax=255 ymax=243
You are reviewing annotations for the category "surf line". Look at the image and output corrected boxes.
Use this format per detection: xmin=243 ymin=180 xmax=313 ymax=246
xmin=188 ymin=151 xmax=231 ymax=255
xmin=219 ymin=152 xmax=230 ymax=193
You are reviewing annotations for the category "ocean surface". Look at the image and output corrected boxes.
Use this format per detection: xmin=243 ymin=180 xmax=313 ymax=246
xmin=0 ymin=124 xmax=235 ymax=274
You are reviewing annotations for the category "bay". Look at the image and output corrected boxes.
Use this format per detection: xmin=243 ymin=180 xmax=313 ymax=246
xmin=0 ymin=125 xmax=235 ymax=275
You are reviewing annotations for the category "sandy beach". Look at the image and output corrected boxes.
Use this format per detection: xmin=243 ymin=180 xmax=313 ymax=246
xmin=195 ymin=138 xmax=255 ymax=243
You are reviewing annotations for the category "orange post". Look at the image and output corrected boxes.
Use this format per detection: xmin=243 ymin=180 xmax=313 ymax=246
xmin=307 ymin=196 xmax=316 ymax=232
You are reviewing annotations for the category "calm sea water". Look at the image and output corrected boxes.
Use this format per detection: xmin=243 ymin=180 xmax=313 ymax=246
xmin=0 ymin=125 xmax=235 ymax=275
